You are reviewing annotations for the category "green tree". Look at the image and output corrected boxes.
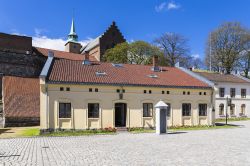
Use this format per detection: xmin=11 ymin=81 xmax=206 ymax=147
xmin=128 ymin=41 xmax=161 ymax=65
xmin=103 ymin=42 xmax=129 ymax=63
xmin=103 ymin=41 xmax=162 ymax=65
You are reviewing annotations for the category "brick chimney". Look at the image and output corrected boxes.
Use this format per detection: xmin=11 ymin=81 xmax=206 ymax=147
xmin=151 ymin=55 xmax=160 ymax=72
xmin=82 ymin=51 xmax=91 ymax=65
xmin=153 ymin=55 xmax=158 ymax=67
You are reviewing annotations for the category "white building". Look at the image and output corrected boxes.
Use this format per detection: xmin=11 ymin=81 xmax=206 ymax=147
xmin=192 ymin=71 xmax=250 ymax=119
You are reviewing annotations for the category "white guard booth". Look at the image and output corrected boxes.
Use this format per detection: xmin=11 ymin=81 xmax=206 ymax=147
xmin=154 ymin=100 xmax=168 ymax=134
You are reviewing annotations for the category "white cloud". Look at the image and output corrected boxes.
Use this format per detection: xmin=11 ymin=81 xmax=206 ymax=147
xmin=191 ymin=54 xmax=200 ymax=59
xmin=155 ymin=1 xmax=180 ymax=12
xmin=167 ymin=2 xmax=180 ymax=10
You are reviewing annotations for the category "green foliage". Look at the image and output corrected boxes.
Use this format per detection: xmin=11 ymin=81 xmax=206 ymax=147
xmin=42 ymin=128 xmax=116 ymax=137
xmin=128 ymin=127 xmax=155 ymax=133
xmin=103 ymin=41 xmax=163 ymax=65
xmin=103 ymin=42 xmax=129 ymax=63
xmin=215 ymin=117 xmax=250 ymax=122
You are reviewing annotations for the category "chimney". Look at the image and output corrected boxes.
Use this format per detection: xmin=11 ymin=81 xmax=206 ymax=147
xmin=151 ymin=55 xmax=160 ymax=72
xmin=153 ymin=55 xmax=158 ymax=67
xmin=82 ymin=51 xmax=91 ymax=65
xmin=84 ymin=51 xmax=89 ymax=61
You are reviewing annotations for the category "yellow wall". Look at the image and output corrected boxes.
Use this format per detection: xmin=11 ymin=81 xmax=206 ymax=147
xmin=40 ymin=83 xmax=214 ymax=130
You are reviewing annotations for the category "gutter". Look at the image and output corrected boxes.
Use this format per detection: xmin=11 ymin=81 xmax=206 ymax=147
xmin=39 ymin=51 xmax=54 ymax=129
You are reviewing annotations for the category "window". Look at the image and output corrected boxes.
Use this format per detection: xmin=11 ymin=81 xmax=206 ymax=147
xmin=88 ymin=103 xmax=99 ymax=118
xmin=219 ymin=104 xmax=224 ymax=115
xmin=144 ymin=90 xmax=147 ymax=94
xmin=149 ymin=90 xmax=152 ymax=94
xmin=182 ymin=103 xmax=191 ymax=116
xmin=167 ymin=91 xmax=170 ymax=94
xmin=230 ymin=88 xmax=235 ymax=98
xmin=241 ymin=104 xmax=246 ymax=116
xmin=199 ymin=104 xmax=207 ymax=116
xmin=95 ymin=88 xmax=98 ymax=92
xmin=143 ymin=103 xmax=153 ymax=117
xmin=116 ymin=89 xmax=120 ymax=93
xmin=219 ymin=88 xmax=225 ymax=97
xmin=89 ymin=88 xmax=92 ymax=92
xmin=199 ymin=92 xmax=202 ymax=95
xmin=230 ymin=104 xmax=235 ymax=116
xmin=122 ymin=89 xmax=125 ymax=93
xmin=59 ymin=103 xmax=71 ymax=118
xmin=162 ymin=91 xmax=165 ymax=94
xmin=187 ymin=91 xmax=190 ymax=95
xmin=60 ymin=87 xmax=64 ymax=91
xmin=241 ymin=89 xmax=246 ymax=98
xmin=183 ymin=91 xmax=186 ymax=95
xmin=66 ymin=87 xmax=70 ymax=91
xmin=204 ymin=92 xmax=206 ymax=95
xmin=166 ymin=103 xmax=171 ymax=117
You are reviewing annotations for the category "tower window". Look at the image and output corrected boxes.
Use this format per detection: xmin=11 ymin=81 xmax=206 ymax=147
xmin=95 ymin=88 xmax=98 ymax=92
xmin=89 ymin=88 xmax=92 ymax=92
xmin=60 ymin=87 xmax=64 ymax=91
xmin=66 ymin=87 xmax=70 ymax=91
xmin=162 ymin=91 xmax=165 ymax=94
xmin=144 ymin=90 xmax=147 ymax=94
xmin=167 ymin=91 xmax=170 ymax=94
xmin=149 ymin=90 xmax=152 ymax=94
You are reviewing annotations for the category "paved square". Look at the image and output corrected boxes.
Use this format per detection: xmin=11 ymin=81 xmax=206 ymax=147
xmin=1 ymin=121 xmax=250 ymax=166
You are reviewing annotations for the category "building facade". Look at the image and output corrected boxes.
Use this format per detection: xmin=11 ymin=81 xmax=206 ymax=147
xmin=40 ymin=56 xmax=215 ymax=130
xmin=193 ymin=71 xmax=250 ymax=119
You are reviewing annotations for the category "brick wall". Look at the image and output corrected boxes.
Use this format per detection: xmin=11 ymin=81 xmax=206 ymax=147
xmin=99 ymin=22 xmax=126 ymax=60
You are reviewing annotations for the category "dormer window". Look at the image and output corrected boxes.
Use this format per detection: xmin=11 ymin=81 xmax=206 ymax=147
xmin=96 ymin=71 xmax=107 ymax=76
xmin=148 ymin=74 xmax=158 ymax=78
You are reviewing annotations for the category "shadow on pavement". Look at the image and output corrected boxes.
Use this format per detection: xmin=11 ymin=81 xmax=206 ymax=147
xmin=215 ymin=122 xmax=245 ymax=127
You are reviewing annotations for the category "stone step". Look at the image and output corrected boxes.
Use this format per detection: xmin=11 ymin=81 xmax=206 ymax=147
xmin=116 ymin=127 xmax=128 ymax=132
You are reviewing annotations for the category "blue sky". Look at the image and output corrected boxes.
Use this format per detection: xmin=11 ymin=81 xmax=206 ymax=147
xmin=0 ymin=0 xmax=250 ymax=60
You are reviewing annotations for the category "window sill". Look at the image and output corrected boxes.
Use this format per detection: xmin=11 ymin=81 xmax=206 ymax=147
xmin=199 ymin=116 xmax=207 ymax=118
xmin=143 ymin=117 xmax=153 ymax=119
xmin=183 ymin=116 xmax=191 ymax=118
xmin=88 ymin=118 xmax=99 ymax=120
xmin=59 ymin=118 xmax=71 ymax=120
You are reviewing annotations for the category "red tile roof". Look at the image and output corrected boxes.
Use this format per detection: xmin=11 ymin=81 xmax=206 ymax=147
xmin=3 ymin=76 xmax=40 ymax=118
xmin=195 ymin=72 xmax=250 ymax=84
xmin=48 ymin=58 xmax=211 ymax=88
xmin=35 ymin=47 xmax=97 ymax=61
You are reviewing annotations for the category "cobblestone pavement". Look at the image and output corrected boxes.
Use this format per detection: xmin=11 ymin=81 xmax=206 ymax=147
xmin=1 ymin=121 xmax=250 ymax=166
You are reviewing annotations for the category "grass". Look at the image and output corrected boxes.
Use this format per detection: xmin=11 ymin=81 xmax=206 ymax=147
xmin=215 ymin=117 xmax=250 ymax=122
xmin=21 ymin=128 xmax=40 ymax=137
xmin=42 ymin=129 xmax=116 ymax=137
xmin=128 ymin=124 xmax=239 ymax=133
xmin=169 ymin=124 xmax=238 ymax=131
xmin=128 ymin=128 xmax=155 ymax=133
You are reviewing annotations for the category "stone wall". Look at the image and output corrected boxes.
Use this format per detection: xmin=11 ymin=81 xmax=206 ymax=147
xmin=0 ymin=50 xmax=46 ymax=77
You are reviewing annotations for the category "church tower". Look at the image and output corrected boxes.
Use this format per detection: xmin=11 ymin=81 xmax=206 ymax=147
xmin=65 ymin=18 xmax=82 ymax=53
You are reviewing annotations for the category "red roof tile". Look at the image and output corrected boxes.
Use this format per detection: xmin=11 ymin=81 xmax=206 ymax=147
xmin=3 ymin=76 xmax=40 ymax=118
xmin=195 ymin=72 xmax=250 ymax=84
xmin=48 ymin=59 xmax=211 ymax=88
xmin=35 ymin=47 xmax=97 ymax=61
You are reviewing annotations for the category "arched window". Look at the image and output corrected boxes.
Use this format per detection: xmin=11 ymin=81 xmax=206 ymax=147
xmin=230 ymin=104 xmax=235 ymax=116
xmin=219 ymin=104 xmax=224 ymax=115
xmin=241 ymin=104 xmax=246 ymax=116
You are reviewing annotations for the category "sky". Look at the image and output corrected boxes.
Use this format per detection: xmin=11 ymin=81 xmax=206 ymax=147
xmin=0 ymin=0 xmax=250 ymax=60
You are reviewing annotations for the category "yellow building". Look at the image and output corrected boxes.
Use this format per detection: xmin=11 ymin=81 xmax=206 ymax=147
xmin=40 ymin=54 xmax=215 ymax=130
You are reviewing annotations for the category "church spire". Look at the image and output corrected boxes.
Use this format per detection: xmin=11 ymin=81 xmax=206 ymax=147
xmin=67 ymin=18 xmax=78 ymax=42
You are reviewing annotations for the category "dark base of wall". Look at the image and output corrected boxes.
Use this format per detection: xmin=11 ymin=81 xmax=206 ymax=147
xmin=5 ymin=117 xmax=40 ymax=127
